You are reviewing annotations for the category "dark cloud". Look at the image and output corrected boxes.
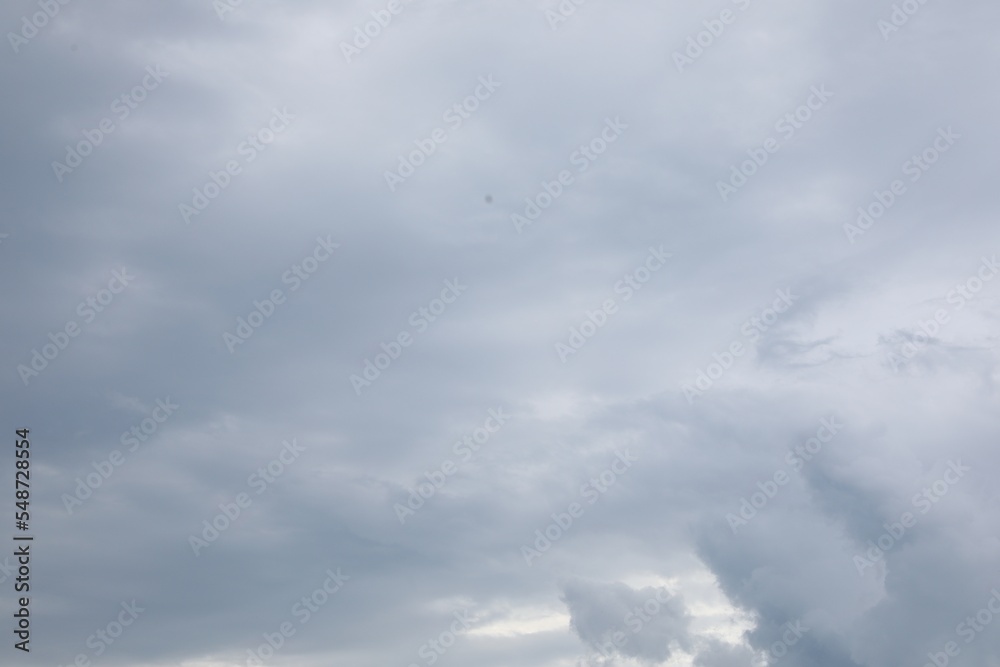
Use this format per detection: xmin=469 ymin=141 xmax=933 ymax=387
xmin=561 ymin=578 xmax=692 ymax=663
xmin=1 ymin=0 xmax=998 ymax=665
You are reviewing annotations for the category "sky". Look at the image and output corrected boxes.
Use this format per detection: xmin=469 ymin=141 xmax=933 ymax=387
xmin=1 ymin=0 xmax=999 ymax=666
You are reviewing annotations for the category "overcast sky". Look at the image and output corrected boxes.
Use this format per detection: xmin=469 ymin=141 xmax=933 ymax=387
xmin=2 ymin=1 xmax=999 ymax=666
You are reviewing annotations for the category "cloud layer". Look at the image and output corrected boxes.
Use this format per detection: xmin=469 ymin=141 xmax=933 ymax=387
xmin=1 ymin=1 xmax=999 ymax=666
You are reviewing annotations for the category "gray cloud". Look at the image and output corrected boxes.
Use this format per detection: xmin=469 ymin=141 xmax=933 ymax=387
xmin=561 ymin=578 xmax=692 ymax=663
xmin=1 ymin=0 xmax=999 ymax=666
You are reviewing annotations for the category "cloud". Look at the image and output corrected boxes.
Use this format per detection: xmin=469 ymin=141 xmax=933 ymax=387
xmin=2 ymin=0 xmax=1000 ymax=665
xmin=561 ymin=578 xmax=692 ymax=663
